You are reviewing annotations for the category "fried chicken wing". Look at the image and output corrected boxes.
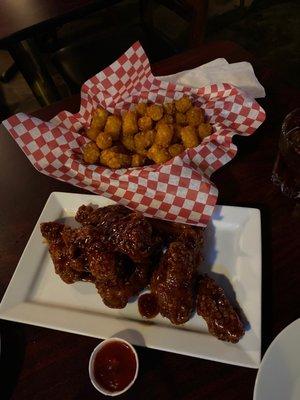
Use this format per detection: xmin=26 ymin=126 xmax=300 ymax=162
xmin=95 ymin=280 xmax=131 ymax=308
xmin=196 ymin=274 xmax=245 ymax=343
xmin=40 ymin=222 xmax=94 ymax=284
xmin=151 ymin=241 xmax=198 ymax=325
xmin=75 ymin=204 xmax=131 ymax=229
xmin=41 ymin=221 xmax=64 ymax=242
xmin=42 ymin=204 xmax=246 ymax=343
xmin=92 ymin=250 xmax=153 ymax=308
xmin=112 ymin=212 xmax=160 ymax=262
xmin=95 ymin=258 xmax=154 ymax=308
xmin=75 ymin=205 xmax=160 ymax=262
xmin=149 ymin=219 xmax=204 ymax=250
xmin=42 ymin=216 xmax=156 ymax=308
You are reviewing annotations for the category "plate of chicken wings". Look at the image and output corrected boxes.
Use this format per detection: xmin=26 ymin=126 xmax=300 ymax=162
xmin=0 ymin=192 xmax=261 ymax=368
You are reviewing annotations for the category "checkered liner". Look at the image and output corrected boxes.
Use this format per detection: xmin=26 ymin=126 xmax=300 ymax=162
xmin=3 ymin=42 xmax=265 ymax=227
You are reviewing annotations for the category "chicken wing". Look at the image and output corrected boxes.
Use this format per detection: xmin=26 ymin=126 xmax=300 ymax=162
xmin=151 ymin=241 xmax=198 ymax=325
xmin=40 ymin=222 xmax=94 ymax=284
xmin=196 ymin=274 xmax=245 ymax=343
xmin=75 ymin=205 xmax=160 ymax=262
xmin=149 ymin=219 xmax=204 ymax=264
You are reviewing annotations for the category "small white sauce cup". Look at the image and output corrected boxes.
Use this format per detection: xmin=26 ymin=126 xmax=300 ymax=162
xmin=89 ymin=338 xmax=139 ymax=396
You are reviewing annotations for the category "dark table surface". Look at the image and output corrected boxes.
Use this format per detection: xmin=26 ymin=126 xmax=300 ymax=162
xmin=0 ymin=0 xmax=120 ymax=43
xmin=0 ymin=40 xmax=299 ymax=400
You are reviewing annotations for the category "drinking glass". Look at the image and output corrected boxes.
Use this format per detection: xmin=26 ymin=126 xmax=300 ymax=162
xmin=272 ymin=108 xmax=300 ymax=199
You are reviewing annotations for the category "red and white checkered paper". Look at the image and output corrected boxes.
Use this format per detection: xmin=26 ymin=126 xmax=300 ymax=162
xmin=3 ymin=42 xmax=265 ymax=227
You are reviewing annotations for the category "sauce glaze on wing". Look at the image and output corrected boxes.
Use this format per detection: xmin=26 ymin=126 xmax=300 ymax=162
xmin=151 ymin=241 xmax=198 ymax=325
xmin=196 ymin=274 xmax=245 ymax=343
xmin=41 ymin=204 xmax=245 ymax=344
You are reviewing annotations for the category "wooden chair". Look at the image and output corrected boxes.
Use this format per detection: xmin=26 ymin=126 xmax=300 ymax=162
xmin=140 ymin=0 xmax=209 ymax=50
xmin=52 ymin=1 xmax=209 ymax=92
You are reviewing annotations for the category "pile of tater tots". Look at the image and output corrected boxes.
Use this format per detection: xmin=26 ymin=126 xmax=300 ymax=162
xmin=82 ymin=95 xmax=212 ymax=169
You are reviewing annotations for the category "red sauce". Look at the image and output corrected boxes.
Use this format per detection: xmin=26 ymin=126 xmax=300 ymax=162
xmin=93 ymin=341 xmax=137 ymax=393
xmin=138 ymin=293 xmax=159 ymax=319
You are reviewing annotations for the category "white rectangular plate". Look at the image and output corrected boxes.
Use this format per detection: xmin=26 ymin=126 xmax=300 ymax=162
xmin=0 ymin=192 xmax=261 ymax=368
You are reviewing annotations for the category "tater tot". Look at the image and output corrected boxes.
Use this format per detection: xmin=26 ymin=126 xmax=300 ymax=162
xmin=155 ymin=123 xmax=173 ymax=148
xmin=169 ymin=143 xmax=184 ymax=157
xmin=83 ymin=95 xmax=206 ymax=167
xmin=175 ymin=95 xmax=192 ymax=113
xmin=198 ymin=123 xmax=213 ymax=139
xmin=96 ymin=131 xmax=113 ymax=150
xmin=83 ymin=142 xmax=100 ymax=164
xmin=122 ymin=111 xmax=138 ymax=136
xmin=104 ymin=115 xmax=122 ymax=140
xmin=157 ymin=114 xmax=174 ymax=126
xmin=148 ymin=144 xmax=171 ymax=164
xmin=100 ymin=147 xmax=131 ymax=169
xmin=171 ymin=124 xmax=182 ymax=143
xmin=134 ymin=130 xmax=155 ymax=155
xmin=135 ymin=102 xmax=147 ymax=116
xmin=131 ymin=154 xmax=146 ymax=167
xmin=164 ymin=101 xmax=175 ymax=115
xmin=175 ymin=112 xmax=187 ymax=125
xmin=146 ymin=104 xmax=163 ymax=121
xmin=122 ymin=134 xmax=135 ymax=152
xmin=91 ymin=107 xmax=108 ymax=130
xmin=138 ymin=116 xmax=152 ymax=131
xmin=86 ymin=126 xmax=100 ymax=141
xmin=181 ymin=126 xmax=199 ymax=149
xmin=186 ymin=106 xmax=205 ymax=126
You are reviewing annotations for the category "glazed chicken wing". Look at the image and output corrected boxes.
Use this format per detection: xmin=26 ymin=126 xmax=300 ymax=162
xmin=196 ymin=274 xmax=245 ymax=343
xmin=149 ymin=219 xmax=204 ymax=264
xmin=40 ymin=222 xmax=94 ymax=284
xmin=95 ymin=258 xmax=153 ymax=309
xmin=151 ymin=241 xmax=198 ymax=325
xmin=112 ymin=212 xmax=161 ymax=262
xmin=43 ymin=206 xmax=159 ymax=309
xmin=41 ymin=204 xmax=246 ymax=343
xmin=76 ymin=205 xmax=160 ymax=262
xmin=75 ymin=204 xmax=130 ymax=230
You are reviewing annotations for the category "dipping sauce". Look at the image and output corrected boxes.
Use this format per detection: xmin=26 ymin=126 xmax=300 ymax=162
xmin=138 ymin=293 xmax=159 ymax=319
xmin=93 ymin=341 xmax=137 ymax=393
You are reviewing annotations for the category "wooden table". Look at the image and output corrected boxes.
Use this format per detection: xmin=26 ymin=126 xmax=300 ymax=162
xmin=0 ymin=0 xmax=122 ymax=105
xmin=0 ymin=41 xmax=299 ymax=400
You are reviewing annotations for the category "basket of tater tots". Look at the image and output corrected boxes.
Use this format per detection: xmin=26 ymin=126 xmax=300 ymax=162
xmin=3 ymin=42 xmax=265 ymax=226
xmin=83 ymin=95 xmax=213 ymax=169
